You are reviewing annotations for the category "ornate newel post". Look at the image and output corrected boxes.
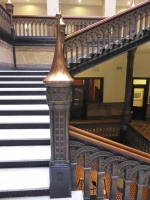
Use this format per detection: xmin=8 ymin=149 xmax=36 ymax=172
xmin=43 ymin=13 xmax=74 ymax=198
xmin=5 ymin=0 xmax=14 ymax=18
xmin=120 ymin=48 xmax=137 ymax=143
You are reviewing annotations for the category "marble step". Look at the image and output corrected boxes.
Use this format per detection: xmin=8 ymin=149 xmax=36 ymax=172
xmin=0 ymin=167 xmax=49 ymax=191
xmin=0 ymin=146 xmax=50 ymax=161
xmin=0 ymin=99 xmax=47 ymax=105
xmin=0 ymin=91 xmax=46 ymax=95
xmin=0 ymin=191 xmax=84 ymax=200
xmin=0 ymin=104 xmax=48 ymax=110
xmin=0 ymin=95 xmax=46 ymax=100
xmin=0 ymin=129 xmax=50 ymax=140
xmin=0 ymin=115 xmax=49 ymax=124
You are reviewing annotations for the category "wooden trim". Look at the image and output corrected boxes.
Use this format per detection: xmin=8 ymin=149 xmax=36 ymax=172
xmin=69 ymin=125 xmax=150 ymax=164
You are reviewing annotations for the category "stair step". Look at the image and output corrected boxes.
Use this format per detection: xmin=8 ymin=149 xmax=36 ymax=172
xmin=0 ymin=91 xmax=46 ymax=95
xmin=0 ymin=84 xmax=45 ymax=88
xmin=0 ymin=116 xmax=49 ymax=123
xmin=0 ymin=123 xmax=49 ymax=129
xmin=0 ymin=110 xmax=49 ymax=116
xmin=0 ymin=100 xmax=47 ymax=104
xmin=0 ymin=168 xmax=49 ymax=191
xmin=0 ymin=96 xmax=46 ymax=100
xmin=0 ymin=129 xmax=50 ymax=140
xmin=0 ymin=146 xmax=50 ymax=161
xmin=0 ymin=104 xmax=48 ymax=110
xmin=0 ymin=191 xmax=84 ymax=199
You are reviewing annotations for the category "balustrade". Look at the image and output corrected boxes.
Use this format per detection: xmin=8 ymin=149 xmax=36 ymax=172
xmin=12 ymin=15 xmax=104 ymax=37
xmin=127 ymin=122 xmax=150 ymax=154
xmin=0 ymin=5 xmax=11 ymax=34
xmin=64 ymin=0 xmax=150 ymax=68
xmin=69 ymin=125 xmax=150 ymax=200
xmin=70 ymin=119 xmax=121 ymax=141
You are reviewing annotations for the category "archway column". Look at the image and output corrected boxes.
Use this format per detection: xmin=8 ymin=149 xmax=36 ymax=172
xmin=120 ymin=48 xmax=137 ymax=143
xmin=102 ymin=0 xmax=116 ymax=16
xmin=47 ymin=0 xmax=59 ymax=16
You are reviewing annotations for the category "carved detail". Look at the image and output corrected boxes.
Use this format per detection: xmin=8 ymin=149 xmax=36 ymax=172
xmin=46 ymin=87 xmax=72 ymax=102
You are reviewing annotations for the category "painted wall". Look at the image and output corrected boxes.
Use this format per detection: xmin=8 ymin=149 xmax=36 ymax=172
xmin=62 ymin=4 xmax=102 ymax=16
xmin=11 ymin=3 xmax=46 ymax=15
xmin=75 ymin=43 xmax=150 ymax=103
xmin=0 ymin=2 xmax=128 ymax=16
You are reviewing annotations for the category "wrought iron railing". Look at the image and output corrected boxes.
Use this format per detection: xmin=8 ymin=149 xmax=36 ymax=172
xmin=69 ymin=125 xmax=150 ymax=200
xmin=0 ymin=4 xmax=11 ymax=34
xmin=70 ymin=119 xmax=121 ymax=141
xmin=127 ymin=121 xmax=150 ymax=153
xmin=64 ymin=0 xmax=150 ymax=73
xmin=12 ymin=15 xmax=105 ymax=37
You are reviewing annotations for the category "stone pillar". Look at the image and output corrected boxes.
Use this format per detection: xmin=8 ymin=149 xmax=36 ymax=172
xmin=120 ymin=48 xmax=137 ymax=143
xmin=47 ymin=0 xmax=59 ymax=16
xmin=102 ymin=0 xmax=116 ymax=17
xmin=43 ymin=13 xmax=74 ymax=199
xmin=5 ymin=0 xmax=16 ymax=68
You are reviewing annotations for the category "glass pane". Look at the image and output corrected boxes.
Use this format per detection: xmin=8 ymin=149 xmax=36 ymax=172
xmin=133 ymin=88 xmax=144 ymax=107
xmin=133 ymin=79 xmax=146 ymax=85
xmin=73 ymin=87 xmax=83 ymax=107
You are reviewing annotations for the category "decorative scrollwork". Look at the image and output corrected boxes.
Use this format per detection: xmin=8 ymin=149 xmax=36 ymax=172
xmin=46 ymin=87 xmax=72 ymax=102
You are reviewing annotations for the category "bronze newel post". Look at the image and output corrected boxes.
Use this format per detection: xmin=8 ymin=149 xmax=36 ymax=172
xmin=120 ymin=48 xmax=137 ymax=143
xmin=43 ymin=13 xmax=74 ymax=198
xmin=5 ymin=0 xmax=16 ymax=68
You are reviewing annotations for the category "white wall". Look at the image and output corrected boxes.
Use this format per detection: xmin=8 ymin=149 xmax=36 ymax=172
xmin=75 ymin=43 xmax=150 ymax=103
xmin=62 ymin=4 xmax=102 ymax=16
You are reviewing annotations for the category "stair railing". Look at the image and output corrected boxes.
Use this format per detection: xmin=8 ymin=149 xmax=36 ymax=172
xmin=127 ymin=121 xmax=150 ymax=153
xmin=69 ymin=125 xmax=150 ymax=199
xmin=0 ymin=4 xmax=11 ymax=34
xmin=12 ymin=15 xmax=105 ymax=37
xmin=64 ymin=0 xmax=150 ymax=72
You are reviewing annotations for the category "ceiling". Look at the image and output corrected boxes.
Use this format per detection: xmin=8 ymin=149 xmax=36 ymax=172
xmin=2 ymin=0 xmax=145 ymax=7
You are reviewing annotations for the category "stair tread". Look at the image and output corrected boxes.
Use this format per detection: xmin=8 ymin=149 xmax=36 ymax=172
xmin=0 ymin=96 xmax=46 ymax=100
xmin=0 ymin=105 xmax=48 ymax=110
xmin=0 ymin=129 xmax=50 ymax=140
xmin=0 ymin=168 xmax=49 ymax=191
xmin=0 ymin=116 xmax=49 ymax=123
xmin=0 ymin=146 xmax=50 ymax=161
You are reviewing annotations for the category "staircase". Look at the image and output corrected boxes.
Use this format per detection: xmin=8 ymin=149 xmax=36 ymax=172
xmin=0 ymin=70 xmax=51 ymax=199
xmin=65 ymin=0 xmax=150 ymax=76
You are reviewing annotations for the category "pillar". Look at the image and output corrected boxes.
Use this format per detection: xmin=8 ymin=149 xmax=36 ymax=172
xmin=120 ymin=48 xmax=137 ymax=143
xmin=47 ymin=0 xmax=59 ymax=16
xmin=5 ymin=0 xmax=16 ymax=68
xmin=43 ymin=13 xmax=74 ymax=198
xmin=102 ymin=0 xmax=116 ymax=17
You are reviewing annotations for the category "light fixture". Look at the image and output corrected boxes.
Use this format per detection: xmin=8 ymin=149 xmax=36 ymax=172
xmin=78 ymin=0 xmax=81 ymax=2
xmin=127 ymin=1 xmax=131 ymax=5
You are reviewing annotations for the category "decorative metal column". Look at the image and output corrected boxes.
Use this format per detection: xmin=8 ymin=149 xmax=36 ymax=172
xmin=43 ymin=13 xmax=74 ymax=198
xmin=120 ymin=48 xmax=137 ymax=143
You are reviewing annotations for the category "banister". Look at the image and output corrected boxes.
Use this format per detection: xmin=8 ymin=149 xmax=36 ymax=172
xmin=0 ymin=4 xmax=11 ymax=17
xmin=69 ymin=125 xmax=150 ymax=163
xmin=129 ymin=121 xmax=150 ymax=142
xmin=65 ymin=0 xmax=150 ymax=40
